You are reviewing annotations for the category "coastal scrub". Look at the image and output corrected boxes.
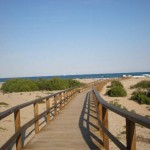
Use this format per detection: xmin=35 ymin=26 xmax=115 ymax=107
xmin=1 ymin=78 xmax=83 ymax=93
xmin=130 ymin=80 xmax=150 ymax=104
xmin=106 ymin=80 xmax=127 ymax=97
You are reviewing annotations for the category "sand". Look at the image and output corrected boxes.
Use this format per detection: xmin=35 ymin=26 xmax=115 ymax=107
xmin=74 ymin=78 xmax=100 ymax=84
xmin=100 ymin=77 xmax=150 ymax=150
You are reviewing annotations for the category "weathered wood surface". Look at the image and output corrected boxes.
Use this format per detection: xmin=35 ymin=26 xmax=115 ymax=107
xmin=23 ymin=90 xmax=103 ymax=150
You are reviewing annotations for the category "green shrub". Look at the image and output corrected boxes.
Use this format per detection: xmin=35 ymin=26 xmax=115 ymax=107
xmin=1 ymin=79 xmax=39 ymax=92
xmin=67 ymin=79 xmax=82 ymax=88
xmin=111 ymin=80 xmax=123 ymax=88
xmin=109 ymin=101 xmax=122 ymax=108
xmin=36 ymin=79 xmax=50 ymax=90
xmin=107 ymin=86 xmax=127 ymax=97
xmin=106 ymin=80 xmax=127 ymax=97
xmin=131 ymin=91 xmax=150 ymax=104
xmin=1 ymin=78 xmax=83 ymax=93
xmin=48 ymin=77 xmax=69 ymax=90
xmin=131 ymin=80 xmax=150 ymax=89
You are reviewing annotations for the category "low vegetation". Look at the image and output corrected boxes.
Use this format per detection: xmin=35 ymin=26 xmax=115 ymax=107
xmin=106 ymin=80 xmax=127 ymax=97
xmin=131 ymin=90 xmax=150 ymax=105
xmin=130 ymin=80 xmax=150 ymax=105
xmin=109 ymin=101 xmax=122 ymax=108
xmin=0 ymin=102 xmax=9 ymax=106
xmin=109 ymin=101 xmax=136 ymax=113
xmin=1 ymin=78 xmax=83 ymax=93
xmin=130 ymin=80 xmax=150 ymax=89
xmin=110 ymin=80 xmax=123 ymax=88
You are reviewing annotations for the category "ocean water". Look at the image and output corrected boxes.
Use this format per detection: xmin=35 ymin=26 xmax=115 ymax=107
xmin=0 ymin=72 xmax=150 ymax=82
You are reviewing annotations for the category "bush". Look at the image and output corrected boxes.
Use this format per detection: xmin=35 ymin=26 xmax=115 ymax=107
xmin=107 ymin=86 xmax=127 ymax=97
xmin=131 ymin=91 xmax=150 ymax=104
xmin=36 ymin=79 xmax=50 ymax=90
xmin=111 ymin=80 xmax=123 ymax=88
xmin=106 ymin=80 xmax=127 ymax=97
xmin=48 ymin=78 xmax=69 ymax=90
xmin=131 ymin=80 xmax=150 ymax=89
xmin=1 ymin=79 xmax=39 ymax=92
xmin=67 ymin=79 xmax=82 ymax=88
xmin=1 ymin=78 xmax=83 ymax=93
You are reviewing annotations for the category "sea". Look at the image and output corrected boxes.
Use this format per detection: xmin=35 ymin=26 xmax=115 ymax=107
xmin=0 ymin=72 xmax=150 ymax=83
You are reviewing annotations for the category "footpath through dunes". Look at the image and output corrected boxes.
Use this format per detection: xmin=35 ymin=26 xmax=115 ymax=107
xmin=23 ymin=89 xmax=104 ymax=150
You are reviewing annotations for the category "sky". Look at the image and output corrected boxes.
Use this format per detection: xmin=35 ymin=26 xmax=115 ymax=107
xmin=0 ymin=0 xmax=150 ymax=78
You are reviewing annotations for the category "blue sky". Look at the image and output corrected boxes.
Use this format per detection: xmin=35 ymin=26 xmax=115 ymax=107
xmin=0 ymin=0 xmax=150 ymax=78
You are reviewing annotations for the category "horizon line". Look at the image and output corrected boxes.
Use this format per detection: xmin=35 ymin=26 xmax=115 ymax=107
xmin=0 ymin=71 xmax=150 ymax=79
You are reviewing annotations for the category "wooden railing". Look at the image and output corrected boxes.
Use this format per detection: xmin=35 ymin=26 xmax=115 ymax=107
xmin=93 ymin=87 xmax=150 ymax=150
xmin=0 ymin=85 xmax=88 ymax=150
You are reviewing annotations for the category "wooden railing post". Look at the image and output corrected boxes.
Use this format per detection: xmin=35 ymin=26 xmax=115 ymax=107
xmin=71 ymin=90 xmax=73 ymax=99
xmin=66 ymin=92 xmax=68 ymax=104
xmin=73 ymin=89 xmax=75 ymax=96
xmin=46 ymin=98 xmax=50 ymax=123
xmin=54 ymin=95 xmax=57 ymax=116
xmin=60 ymin=93 xmax=63 ymax=110
xmin=69 ymin=91 xmax=71 ymax=100
xmin=34 ymin=103 xmax=39 ymax=133
xmin=102 ymin=107 xmax=109 ymax=150
xmin=69 ymin=91 xmax=71 ymax=101
xmin=63 ymin=92 xmax=65 ymax=107
xmin=93 ymin=92 xmax=98 ymax=108
xmin=98 ymin=103 xmax=103 ymax=137
xmin=126 ymin=119 xmax=136 ymax=150
xmin=14 ymin=109 xmax=22 ymax=150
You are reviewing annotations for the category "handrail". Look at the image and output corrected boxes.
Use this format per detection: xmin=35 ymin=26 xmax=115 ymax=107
xmin=93 ymin=87 xmax=150 ymax=150
xmin=93 ymin=88 xmax=150 ymax=128
xmin=0 ymin=87 xmax=75 ymax=120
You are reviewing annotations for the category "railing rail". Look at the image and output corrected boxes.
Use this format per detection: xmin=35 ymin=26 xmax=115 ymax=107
xmin=0 ymin=87 xmax=75 ymax=120
xmin=93 ymin=87 xmax=150 ymax=150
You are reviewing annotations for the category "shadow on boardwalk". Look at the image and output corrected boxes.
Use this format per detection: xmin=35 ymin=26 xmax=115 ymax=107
xmin=79 ymin=91 xmax=103 ymax=150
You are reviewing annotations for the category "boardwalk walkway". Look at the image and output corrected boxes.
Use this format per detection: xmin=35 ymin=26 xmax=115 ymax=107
xmin=23 ymin=89 xmax=103 ymax=150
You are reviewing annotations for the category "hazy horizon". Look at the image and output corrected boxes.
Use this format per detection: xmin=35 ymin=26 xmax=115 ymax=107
xmin=0 ymin=0 xmax=150 ymax=78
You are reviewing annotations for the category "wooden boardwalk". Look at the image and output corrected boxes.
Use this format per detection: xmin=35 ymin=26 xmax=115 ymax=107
xmin=23 ymin=89 xmax=103 ymax=150
xmin=1 ymin=81 xmax=150 ymax=150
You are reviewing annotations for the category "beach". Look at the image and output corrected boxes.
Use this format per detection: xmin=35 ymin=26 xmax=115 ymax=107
xmin=0 ymin=77 xmax=150 ymax=149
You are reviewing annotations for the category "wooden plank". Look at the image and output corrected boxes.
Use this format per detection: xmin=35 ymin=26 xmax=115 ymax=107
xmin=34 ymin=103 xmax=39 ymax=133
xmin=126 ymin=119 xmax=136 ymax=150
xmin=14 ymin=109 xmax=22 ymax=150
